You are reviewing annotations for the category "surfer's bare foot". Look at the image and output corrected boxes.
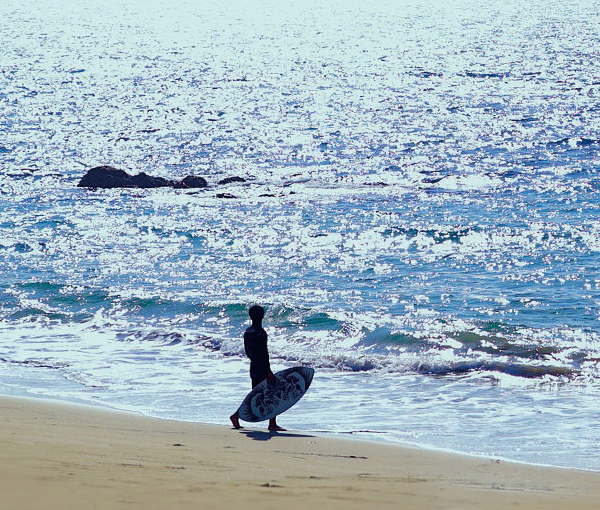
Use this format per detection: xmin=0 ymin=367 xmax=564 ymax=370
xmin=230 ymin=412 xmax=243 ymax=429
xmin=268 ymin=419 xmax=286 ymax=431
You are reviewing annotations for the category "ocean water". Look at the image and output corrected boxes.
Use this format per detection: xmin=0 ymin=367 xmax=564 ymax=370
xmin=2 ymin=0 xmax=600 ymax=470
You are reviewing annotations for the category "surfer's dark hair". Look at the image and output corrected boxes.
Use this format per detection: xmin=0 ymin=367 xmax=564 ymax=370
xmin=249 ymin=305 xmax=265 ymax=322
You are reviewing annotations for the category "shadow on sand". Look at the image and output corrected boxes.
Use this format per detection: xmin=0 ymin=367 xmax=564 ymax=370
xmin=239 ymin=429 xmax=315 ymax=441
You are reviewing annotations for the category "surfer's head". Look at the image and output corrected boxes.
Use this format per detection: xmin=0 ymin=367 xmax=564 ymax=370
xmin=248 ymin=305 xmax=265 ymax=324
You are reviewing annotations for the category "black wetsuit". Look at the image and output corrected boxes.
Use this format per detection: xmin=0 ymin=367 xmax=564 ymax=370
xmin=244 ymin=324 xmax=271 ymax=388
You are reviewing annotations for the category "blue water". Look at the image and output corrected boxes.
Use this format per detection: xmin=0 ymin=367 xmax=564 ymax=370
xmin=2 ymin=0 xmax=600 ymax=470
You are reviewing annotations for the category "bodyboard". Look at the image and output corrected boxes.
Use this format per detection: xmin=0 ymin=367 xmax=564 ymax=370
xmin=237 ymin=366 xmax=314 ymax=422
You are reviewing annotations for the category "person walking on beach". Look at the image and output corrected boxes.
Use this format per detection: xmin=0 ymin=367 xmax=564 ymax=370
xmin=230 ymin=305 xmax=286 ymax=431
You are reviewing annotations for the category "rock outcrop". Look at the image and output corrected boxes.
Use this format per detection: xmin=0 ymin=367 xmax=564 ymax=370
xmin=77 ymin=166 xmax=208 ymax=189
xmin=217 ymin=176 xmax=247 ymax=185
xmin=173 ymin=175 xmax=209 ymax=189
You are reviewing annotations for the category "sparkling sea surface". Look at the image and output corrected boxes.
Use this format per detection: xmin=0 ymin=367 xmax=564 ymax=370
xmin=2 ymin=0 xmax=600 ymax=470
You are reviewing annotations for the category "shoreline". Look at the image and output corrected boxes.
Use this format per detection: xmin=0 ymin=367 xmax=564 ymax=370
xmin=2 ymin=394 xmax=600 ymax=509
xmin=2 ymin=386 xmax=593 ymax=474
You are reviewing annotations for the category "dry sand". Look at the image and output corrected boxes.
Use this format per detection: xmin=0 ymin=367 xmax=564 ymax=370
xmin=1 ymin=394 xmax=599 ymax=510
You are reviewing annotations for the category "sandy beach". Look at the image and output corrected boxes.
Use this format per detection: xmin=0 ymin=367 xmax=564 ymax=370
xmin=0 ymin=395 xmax=599 ymax=510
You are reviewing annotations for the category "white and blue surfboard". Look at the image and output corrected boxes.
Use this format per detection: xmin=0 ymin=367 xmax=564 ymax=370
xmin=237 ymin=366 xmax=314 ymax=422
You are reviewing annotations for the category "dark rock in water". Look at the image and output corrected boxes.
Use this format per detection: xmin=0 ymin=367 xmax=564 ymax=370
xmin=422 ymin=176 xmax=445 ymax=184
xmin=129 ymin=171 xmax=173 ymax=188
xmin=174 ymin=175 xmax=208 ymax=188
xmin=365 ymin=181 xmax=390 ymax=187
xmin=217 ymin=176 xmax=247 ymax=185
xmin=78 ymin=166 xmax=207 ymax=189
xmin=77 ymin=166 xmax=141 ymax=188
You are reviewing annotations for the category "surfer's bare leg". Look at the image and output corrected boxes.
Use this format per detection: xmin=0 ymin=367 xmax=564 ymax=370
xmin=268 ymin=418 xmax=286 ymax=431
xmin=230 ymin=411 xmax=243 ymax=429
